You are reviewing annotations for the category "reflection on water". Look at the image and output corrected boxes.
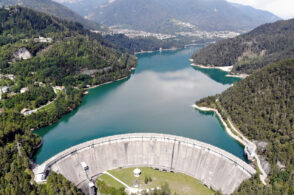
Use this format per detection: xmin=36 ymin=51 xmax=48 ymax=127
xmin=192 ymin=66 xmax=241 ymax=85
xmin=34 ymin=46 xmax=245 ymax=164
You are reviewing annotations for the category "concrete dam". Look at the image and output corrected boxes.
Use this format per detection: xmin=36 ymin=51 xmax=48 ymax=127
xmin=33 ymin=133 xmax=256 ymax=194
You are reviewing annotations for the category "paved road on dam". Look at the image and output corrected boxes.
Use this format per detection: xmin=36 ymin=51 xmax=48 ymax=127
xmin=34 ymin=133 xmax=256 ymax=194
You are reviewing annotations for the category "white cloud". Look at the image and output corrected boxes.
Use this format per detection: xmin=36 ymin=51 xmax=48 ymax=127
xmin=227 ymin=0 xmax=294 ymax=19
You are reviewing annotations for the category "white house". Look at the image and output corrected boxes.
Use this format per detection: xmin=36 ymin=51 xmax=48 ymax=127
xmin=7 ymin=74 xmax=15 ymax=80
xmin=53 ymin=86 xmax=65 ymax=93
xmin=37 ymin=36 xmax=53 ymax=43
xmin=244 ymin=143 xmax=257 ymax=161
xmin=1 ymin=86 xmax=10 ymax=93
xmin=21 ymin=108 xmax=33 ymax=116
xmin=20 ymin=87 xmax=29 ymax=94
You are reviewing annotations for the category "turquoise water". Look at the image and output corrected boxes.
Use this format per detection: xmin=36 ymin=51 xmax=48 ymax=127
xmin=34 ymin=46 xmax=244 ymax=164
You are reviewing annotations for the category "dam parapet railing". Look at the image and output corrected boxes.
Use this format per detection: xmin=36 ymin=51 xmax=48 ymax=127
xmin=33 ymin=133 xmax=256 ymax=194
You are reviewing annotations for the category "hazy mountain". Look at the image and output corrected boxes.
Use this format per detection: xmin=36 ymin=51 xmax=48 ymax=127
xmin=55 ymin=0 xmax=108 ymax=17
xmin=0 ymin=0 xmax=102 ymax=30
xmin=54 ymin=0 xmax=280 ymax=33
xmin=192 ymin=18 xmax=294 ymax=74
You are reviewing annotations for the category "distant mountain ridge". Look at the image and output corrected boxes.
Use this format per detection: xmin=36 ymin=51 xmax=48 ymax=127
xmin=54 ymin=0 xmax=280 ymax=33
xmin=192 ymin=18 xmax=294 ymax=74
xmin=0 ymin=0 xmax=102 ymax=30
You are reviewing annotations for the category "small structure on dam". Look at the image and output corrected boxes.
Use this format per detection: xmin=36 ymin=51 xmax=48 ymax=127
xmin=33 ymin=133 xmax=256 ymax=194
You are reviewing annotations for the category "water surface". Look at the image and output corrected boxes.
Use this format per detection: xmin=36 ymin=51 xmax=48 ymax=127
xmin=34 ymin=46 xmax=243 ymax=163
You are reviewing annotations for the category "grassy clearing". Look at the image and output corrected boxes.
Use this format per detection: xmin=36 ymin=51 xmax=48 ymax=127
xmin=99 ymin=174 xmax=125 ymax=189
xmin=104 ymin=167 xmax=214 ymax=195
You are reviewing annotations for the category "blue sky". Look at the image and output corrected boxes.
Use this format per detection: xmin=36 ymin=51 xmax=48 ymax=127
xmin=227 ymin=0 xmax=294 ymax=19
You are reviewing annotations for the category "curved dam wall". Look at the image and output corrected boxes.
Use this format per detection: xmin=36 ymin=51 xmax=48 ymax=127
xmin=33 ymin=133 xmax=256 ymax=194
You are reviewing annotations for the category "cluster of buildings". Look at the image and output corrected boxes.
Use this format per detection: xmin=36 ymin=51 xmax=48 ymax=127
xmin=0 ymin=83 xmax=64 ymax=116
xmin=92 ymin=24 xmax=240 ymax=41
xmin=34 ymin=36 xmax=53 ymax=43
xmin=0 ymin=74 xmax=15 ymax=80
xmin=0 ymin=86 xmax=29 ymax=99
xmin=93 ymin=28 xmax=176 ymax=40
xmin=176 ymin=30 xmax=240 ymax=39
xmin=170 ymin=19 xmax=196 ymax=29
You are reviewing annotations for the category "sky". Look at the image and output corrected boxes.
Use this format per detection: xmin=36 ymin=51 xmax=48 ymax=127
xmin=227 ymin=0 xmax=294 ymax=19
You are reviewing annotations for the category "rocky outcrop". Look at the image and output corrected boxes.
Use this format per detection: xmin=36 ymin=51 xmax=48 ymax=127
xmin=13 ymin=47 xmax=32 ymax=60
xmin=259 ymin=156 xmax=271 ymax=175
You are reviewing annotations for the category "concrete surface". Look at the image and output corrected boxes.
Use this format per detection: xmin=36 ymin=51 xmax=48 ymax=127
xmin=33 ymin=133 xmax=256 ymax=194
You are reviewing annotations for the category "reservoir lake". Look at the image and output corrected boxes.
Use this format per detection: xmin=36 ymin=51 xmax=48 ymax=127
xmin=34 ymin=45 xmax=244 ymax=164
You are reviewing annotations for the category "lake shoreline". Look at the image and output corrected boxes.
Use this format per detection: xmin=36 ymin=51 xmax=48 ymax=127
xmin=30 ymin=70 xmax=133 ymax=134
xmin=226 ymin=73 xmax=249 ymax=79
xmin=134 ymin=43 xmax=205 ymax=55
xmin=193 ymin=103 xmax=267 ymax=184
xmin=190 ymin=59 xmax=249 ymax=78
xmin=85 ymin=75 xmax=130 ymax=90
xmin=31 ymin=73 xmax=133 ymax=156
xmin=134 ymin=47 xmax=179 ymax=55
xmin=193 ymin=104 xmax=246 ymax=146
xmin=191 ymin=63 xmax=233 ymax=72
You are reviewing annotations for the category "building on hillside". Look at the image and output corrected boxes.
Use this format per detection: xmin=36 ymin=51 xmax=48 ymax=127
xmin=7 ymin=74 xmax=15 ymax=80
xmin=244 ymin=143 xmax=257 ymax=161
xmin=34 ymin=82 xmax=44 ymax=87
xmin=53 ymin=86 xmax=65 ymax=93
xmin=21 ymin=108 xmax=33 ymax=116
xmin=20 ymin=87 xmax=29 ymax=94
xmin=1 ymin=86 xmax=10 ymax=93
xmin=35 ymin=36 xmax=53 ymax=43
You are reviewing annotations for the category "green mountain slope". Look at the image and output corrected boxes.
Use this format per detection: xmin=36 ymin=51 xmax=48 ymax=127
xmin=0 ymin=6 xmax=135 ymax=194
xmin=197 ymin=59 xmax=294 ymax=194
xmin=192 ymin=18 xmax=294 ymax=74
xmin=0 ymin=0 xmax=101 ymax=30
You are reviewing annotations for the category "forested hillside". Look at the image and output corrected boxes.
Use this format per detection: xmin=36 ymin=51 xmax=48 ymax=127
xmin=104 ymin=34 xmax=194 ymax=54
xmin=0 ymin=7 xmax=136 ymax=194
xmin=192 ymin=18 xmax=294 ymax=74
xmin=196 ymin=58 xmax=294 ymax=194
xmin=0 ymin=0 xmax=101 ymax=30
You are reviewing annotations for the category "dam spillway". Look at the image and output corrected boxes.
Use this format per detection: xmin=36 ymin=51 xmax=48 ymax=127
xmin=33 ymin=133 xmax=256 ymax=194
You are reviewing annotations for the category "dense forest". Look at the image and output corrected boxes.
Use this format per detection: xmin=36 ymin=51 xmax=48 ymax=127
xmin=196 ymin=58 xmax=294 ymax=194
xmin=192 ymin=18 xmax=294 ymax=74
xmin=0 ymin=6 xmax=137 ymax=194
xmin=105 ymin=34 xmax=186 ymax=54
